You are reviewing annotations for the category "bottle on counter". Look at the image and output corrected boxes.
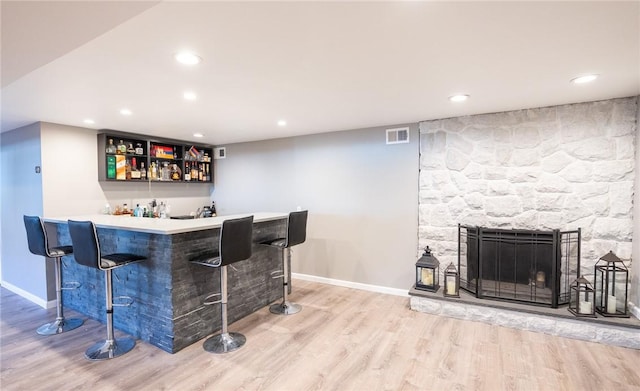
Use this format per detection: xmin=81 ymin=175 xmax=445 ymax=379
xmin=106 ymin=138 xmax=117 ymax=154
xmin=159 ymin=202 xmax=167 ymax=219
xmin=133 ymin=204 xmax=143 ymax=217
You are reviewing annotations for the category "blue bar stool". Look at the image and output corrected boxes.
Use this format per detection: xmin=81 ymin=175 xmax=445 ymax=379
xmin=67 ymin=220 xmax=146 ymax=361
xmin=190 ymin=215 xmax=254 ymax=354
xmin=261 ymin=210 xmax=308 ymax=315
xmin=23 ymin=215 xmax=83 ymax=335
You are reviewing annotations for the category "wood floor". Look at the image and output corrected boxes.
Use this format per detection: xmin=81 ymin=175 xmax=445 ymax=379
xmin=2 ymin=280 xmax=639 ymax=391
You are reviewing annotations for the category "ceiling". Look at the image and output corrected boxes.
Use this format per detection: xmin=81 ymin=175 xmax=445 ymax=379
xmin=2 ymin=1 xmax=639 ymax=145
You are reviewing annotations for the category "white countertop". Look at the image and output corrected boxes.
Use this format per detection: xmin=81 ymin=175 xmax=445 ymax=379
xmin=43 ymin=212 xmax=288 ymax=234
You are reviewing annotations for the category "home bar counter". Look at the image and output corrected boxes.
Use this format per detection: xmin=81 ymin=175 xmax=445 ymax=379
xmin=44 ymin=212 xmax=288 ymax=353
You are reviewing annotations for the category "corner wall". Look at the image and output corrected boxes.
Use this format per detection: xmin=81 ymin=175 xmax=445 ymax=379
xmin=213 ymin=124 xmax=419 ymax=290
xmin=0 ymin=123 xmax=48 ymax=304
xmin=419 ymin=97 xmax=637 ymax=278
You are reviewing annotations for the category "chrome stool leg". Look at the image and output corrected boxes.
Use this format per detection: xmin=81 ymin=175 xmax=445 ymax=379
xmin=270 ymin=248 xmax=301 ymax=315
xmin=85 ymin=269 xmax=135 ymax=360
xmin=37 ymin=256 xmax=83 ymax=335
xmin=203 ymin=266 xmax=246 ymax=353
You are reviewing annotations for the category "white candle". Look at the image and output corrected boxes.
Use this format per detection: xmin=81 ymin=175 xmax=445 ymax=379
xmin=578 ymin=300 xmax=592 ymax=315
xmin=421 ymin=269 xmax=433 ymax=286
xmin=606 ymin=294 xmax=617 ymax=314
xmin=446 ymin=280 xmax=456 ymax=295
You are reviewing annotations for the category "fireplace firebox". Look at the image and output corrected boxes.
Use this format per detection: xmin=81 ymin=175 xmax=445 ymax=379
xmin=458 ymin=225 xmax=580 ymax=308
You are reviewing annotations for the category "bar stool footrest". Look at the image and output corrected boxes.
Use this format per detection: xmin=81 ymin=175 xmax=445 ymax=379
xmin=112 ymin=296 xmax=134 ymax=307
xmin=36 ymin=317 xmax=84 ymax=335
xmin=269 ymin=301 xmax=302 ymax=315
xmin=85 ymin=337 xmax=136 ymax=361
xmin=203 ymin=332 xmax=246 ymax=353
xmin=203 ymin=292 xmax=222 ymax=306
xmin=62 ymin=281 xmax=81 ymax=290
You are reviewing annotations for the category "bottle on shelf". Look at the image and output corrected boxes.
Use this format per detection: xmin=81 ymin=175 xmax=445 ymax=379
xmin=106 ymin=138 xmax=117 ymax=154
xmin=184 ymin=161 xmax=191 ymax=181
xmin=127 ymin=143 xmax=135 ymax=154
xmin=117 ymin=140 xmax=127 ymax=155
xmin=150 ymin=161 xmax=157 ymax=181
xmin=107 ymin=155 xmax=116 ymax=179
xmin=173 ymin=146 xmax=178 ymax=160
xmin=125 ymin=158 xmax=132 ymax=180
xmin=198 ymin=163 xmax=203 ymax=181
xmin=190 ymin=162 xmax=197 ymax=182
xmin=140 ymin=162 xmax=147 ymax=180
xmin=135 ymin=143 xmax=144 ymax=155
xmin=131 ymin=157 xmax=141 ymax=179
xmin=171 ymin=164 xmax=181 ymax=181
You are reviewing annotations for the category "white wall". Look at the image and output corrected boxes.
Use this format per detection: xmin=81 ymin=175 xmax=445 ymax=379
xmin=632 ymin=96 xmax=640 ymax=314
xmin=213 ymin=124 xmax=419 ymax=290
xmin=0 ymin=122 xmax=49 ymax=304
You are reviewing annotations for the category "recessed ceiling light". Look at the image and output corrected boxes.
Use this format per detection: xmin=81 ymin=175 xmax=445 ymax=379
xmin=571 ymin=74 xmax=598 ymax=84
xmin=277 ymin=120 xmax=287 ymax=127
xmin=183 ymin=91 xmax=197 ymax=101
xmin=175 ymin=52 xmax=202 ymax=65
xmin=449 ymin=94 xmax=469 ymax=102
xmin=120 ymin=108 xmax=132 ymax=116
xmin=83 ymin=119 xmax=95 ymax=125
xmin=193 ymin=133 xmax=204 ymax=138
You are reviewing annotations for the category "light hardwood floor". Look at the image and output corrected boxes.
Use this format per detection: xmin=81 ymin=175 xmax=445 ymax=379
xmin=2 ymin=280 xmax=639 ymax=391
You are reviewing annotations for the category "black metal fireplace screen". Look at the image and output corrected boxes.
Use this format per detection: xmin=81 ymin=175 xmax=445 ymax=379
xmin=458 ymin=225 xmax=580 ymax=308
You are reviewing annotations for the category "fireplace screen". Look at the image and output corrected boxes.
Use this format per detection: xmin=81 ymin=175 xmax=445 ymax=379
xmin=458 ymin=225 xmax=580 ymax=308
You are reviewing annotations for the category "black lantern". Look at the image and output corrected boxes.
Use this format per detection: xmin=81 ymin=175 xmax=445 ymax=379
xmin=443 ymin=262 xmax=459 ymax=297
xmin=415 ymin=246 xmax=439 ymax=292
xmin=594 ymin=251 xmax=629 ymax=318
xmin=568 ymin=276 xmax=596 ymax=317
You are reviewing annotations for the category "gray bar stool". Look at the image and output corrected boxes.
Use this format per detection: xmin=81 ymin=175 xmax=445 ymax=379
xmin=23 ymin=215 xmax=83 ymax=335
xmin=261 ymin=210 xmax=308 ymax=315
xmin=190 ymin=215 xmax=254 ymax=354
xmin=67 ymin=220 xmax=146 ymax=361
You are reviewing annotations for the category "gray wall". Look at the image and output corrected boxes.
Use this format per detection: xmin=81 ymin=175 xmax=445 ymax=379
xmin=0 ymin=123 xmax=49 ymax=303
xmin=213 ymin=124 xmax=419 ymax=290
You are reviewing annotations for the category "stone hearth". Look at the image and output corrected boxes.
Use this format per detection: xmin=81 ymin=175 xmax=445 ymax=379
xmin=409 ymin=287 xmax=640 ymax=349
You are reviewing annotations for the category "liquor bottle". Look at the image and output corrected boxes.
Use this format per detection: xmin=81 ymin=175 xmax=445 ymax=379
xmin=173 ymin=147 xmax=178 ymax=160
xmin=135 ymin=143 xmax=144 ymax=155
xmin=127 ymin=143 xmax=135 ymax=154
xmin=117 ymin=140 xmax=126 ymax=154
xmin=205 ymin=164 xmax=210 ymax=181
xmin=140 ymin=162 xmax=147 ymax=180
xmin=106 ymin=138 xmax=117 ymax=154
xmin=125 ymin=159 xmax=132 ymax=180
xmin=171 ymin=164 xmax=180 ymax=181
xmin=131 ymin=157 xmax=141 ymax=179
xmin=191 ymin=162 xmax=197 ymax=182
xmin=198 ymin=163 xmax=203 ymax=181
xmin=184 ymin=162 xmax=191 ymax=181
xmin=150 ymin=162 xmax=157 ymax=180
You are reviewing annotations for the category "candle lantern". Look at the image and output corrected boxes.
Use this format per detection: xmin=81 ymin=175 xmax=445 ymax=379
xmin=594 ymin=251 xmax=629 ymax=318
xmin=415 ymin=246 xmax=439 ymax=292
xmin=443 ymin=262 xmax=459 ymax=297
xmin=568 ymin=276 xmax=596 ymax=317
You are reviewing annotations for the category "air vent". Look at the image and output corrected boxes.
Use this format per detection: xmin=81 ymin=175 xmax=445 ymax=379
xmin=214 ymin=147 xmax=226 ymax=159
xmin=386 ymin=127 xmax=409 ymax=144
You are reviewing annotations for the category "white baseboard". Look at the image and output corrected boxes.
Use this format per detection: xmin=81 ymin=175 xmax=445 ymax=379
xmin=292 ymin=273 xmax=409 ymax=297
xmin=629 ymin=301 xmax=640 ymax=320
xmin=1 ymin=280 xmax=55 ymax=309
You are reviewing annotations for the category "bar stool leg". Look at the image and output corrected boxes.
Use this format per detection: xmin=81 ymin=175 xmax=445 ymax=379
xmin=85 ymin=269 xmax=136 ymax=360
xmin=203 ymin=266 xmax=246 ymax=353
xmin=37 ymin=256 xmax=83 ymax=335
xmin=270 ymin=248 xmax=302 ymax=315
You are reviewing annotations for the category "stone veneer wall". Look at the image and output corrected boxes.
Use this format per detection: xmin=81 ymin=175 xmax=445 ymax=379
xmin=418 ymin=97 xmax=637 ymax=279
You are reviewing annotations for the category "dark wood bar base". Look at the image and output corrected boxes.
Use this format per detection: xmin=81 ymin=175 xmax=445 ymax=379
xmin=53 ymin=218 xmax=287 ymax=353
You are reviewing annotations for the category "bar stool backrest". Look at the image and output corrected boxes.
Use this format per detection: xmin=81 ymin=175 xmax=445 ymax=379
xmin=219 ymin=215 xmax=254 ymax=267
xmin=24 ymin=215 xmax=50 ymax=257
xmin=68 ymin=220 xmax=102 ymax=270
xmin=286 ymin=210 xmax=308 ymax=248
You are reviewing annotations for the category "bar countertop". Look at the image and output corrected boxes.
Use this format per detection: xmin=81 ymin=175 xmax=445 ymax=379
xmin=43 ymin=212 xmax=288 ymax=234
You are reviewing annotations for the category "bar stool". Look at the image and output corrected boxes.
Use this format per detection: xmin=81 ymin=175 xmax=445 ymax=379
xmin=23 ymin=215 xmax=84 ymax=335
xmin=261 ymin=210 xmax=308 ymax=315
xmin=190 ymin=215 xmax=254 ymax=354
xmin=67 ymin=220 xmax=146 ymax=361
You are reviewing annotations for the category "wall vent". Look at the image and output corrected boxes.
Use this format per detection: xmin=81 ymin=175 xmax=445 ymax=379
xmin=214 ymin=147 xmax=226 ymax=159
xmin=386 ymin=127 xmax=409 ymax=144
